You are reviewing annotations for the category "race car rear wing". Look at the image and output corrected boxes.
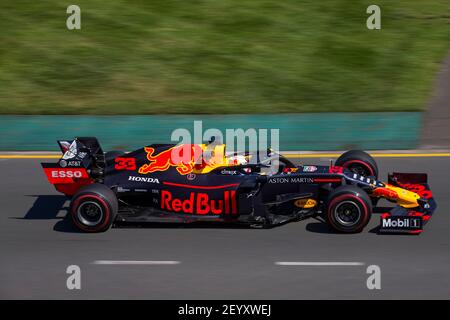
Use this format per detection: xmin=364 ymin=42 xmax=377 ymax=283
xmin=41 ymin=137 xmax=104 ymax=196
xmin=379 ymin=172 xmax=437 ymax=234
xmin=56 ymin=137 xmax=104 ymax=167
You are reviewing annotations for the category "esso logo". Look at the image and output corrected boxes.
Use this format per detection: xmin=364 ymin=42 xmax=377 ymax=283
xmin=51 ymin=170 xmax=83 ymax=178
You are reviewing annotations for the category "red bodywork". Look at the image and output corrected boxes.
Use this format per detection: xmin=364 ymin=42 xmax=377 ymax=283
xmin=42 ymin=167 xmax=93 ymax=196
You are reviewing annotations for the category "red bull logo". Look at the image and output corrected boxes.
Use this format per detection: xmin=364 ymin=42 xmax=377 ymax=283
xmin=139 ymin=144 xmax=203 ymax=175
xmin=161 ymin=190 xmax=237 ymax=215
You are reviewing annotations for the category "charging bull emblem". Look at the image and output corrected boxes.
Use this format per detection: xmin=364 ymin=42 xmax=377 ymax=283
xmin=139 ymin=144 xmax=203 ymax=175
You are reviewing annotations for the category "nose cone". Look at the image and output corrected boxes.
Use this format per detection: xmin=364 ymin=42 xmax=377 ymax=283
xmin=395 ymin=187 xmax=420 ymax=208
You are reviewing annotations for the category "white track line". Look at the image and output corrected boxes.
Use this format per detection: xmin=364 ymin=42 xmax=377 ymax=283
xmin=275 ymin=262 xmax=365 ymax=266
xmin=92 ymin=260 xmax=180 ymax=265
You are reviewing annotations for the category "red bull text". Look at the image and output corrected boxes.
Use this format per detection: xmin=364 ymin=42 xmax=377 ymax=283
xmin=160 ymin=190 xmax=237 ymax=215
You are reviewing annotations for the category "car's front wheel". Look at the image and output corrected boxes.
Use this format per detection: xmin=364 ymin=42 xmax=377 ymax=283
xmin=326 ymin=185 xmax=372 ymax=233
xmin=335 ymin=150 xmax=378 ymax=179
xmin=70 ymin=183 xmax=118 ymax=232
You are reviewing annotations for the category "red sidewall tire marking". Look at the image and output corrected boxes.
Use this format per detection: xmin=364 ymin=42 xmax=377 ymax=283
xmin=71 ymin=194 xmax=111 ymax=232
xmin=342 ymin=160 xmax=375 ymax=176
xmin=327 ymin=194 xmax=370 ymax=232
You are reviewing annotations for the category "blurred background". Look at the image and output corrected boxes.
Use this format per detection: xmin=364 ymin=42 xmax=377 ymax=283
xmin=0 ymin=0 xmax=449 ymax=115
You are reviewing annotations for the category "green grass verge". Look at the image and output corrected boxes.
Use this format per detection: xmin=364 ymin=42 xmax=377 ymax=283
xmin=0 ymin=0 xmax=449 ymax=114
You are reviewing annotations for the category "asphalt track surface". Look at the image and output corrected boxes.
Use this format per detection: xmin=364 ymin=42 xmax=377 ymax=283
xmin=1 ymin=155 xmax=450 ymax=299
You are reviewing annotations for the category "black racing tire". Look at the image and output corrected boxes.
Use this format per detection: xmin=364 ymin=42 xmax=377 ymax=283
xmin=104 ymin=150 xmax=125 ymax=163
xmin=335 ymin=150 xmax=378 ymax=179
xmin=70 ymin=183 xmax=118 ymax=233
xmin=326 ymin=185 xmax=372 ymax=233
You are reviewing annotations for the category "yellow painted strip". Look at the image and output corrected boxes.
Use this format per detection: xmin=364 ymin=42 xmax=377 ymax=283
xmin=372 ymin=153 xmax=450 ymax=157
xmin=1 ymin=153 xmax=450 ymax=159
xmin=285 ymin=154 xmax=343 ymax=158
xmin=285 ymin=153 xmax=450 ymax=158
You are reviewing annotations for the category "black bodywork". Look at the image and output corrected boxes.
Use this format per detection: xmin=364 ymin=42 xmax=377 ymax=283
xmin=42 ymin=137 xmax=436 ymax=233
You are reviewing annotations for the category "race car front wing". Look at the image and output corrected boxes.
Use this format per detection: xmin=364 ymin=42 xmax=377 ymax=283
xmin=379 ymin=172 xmax=437 ymax=234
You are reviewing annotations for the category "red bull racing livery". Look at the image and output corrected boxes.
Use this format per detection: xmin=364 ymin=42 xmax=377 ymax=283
xmin=42 ymin=137 xmax=437 ymax=234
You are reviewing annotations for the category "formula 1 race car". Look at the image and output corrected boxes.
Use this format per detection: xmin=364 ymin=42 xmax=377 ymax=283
xmin=42 ymin=137 xmax=436 ymax=234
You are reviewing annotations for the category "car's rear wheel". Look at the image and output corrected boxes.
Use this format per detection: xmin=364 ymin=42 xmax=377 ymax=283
xmin=335 ymin=150 xmax=378 ymax=179
xmin=70 ymin=183 xmax=118 ymax=232
xmin=326 ymin=185 xmax=372 ymax=233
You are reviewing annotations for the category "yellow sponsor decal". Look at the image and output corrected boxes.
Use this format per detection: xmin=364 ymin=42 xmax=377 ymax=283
xmin=294 ymin=198 xmax=317 ymax=208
